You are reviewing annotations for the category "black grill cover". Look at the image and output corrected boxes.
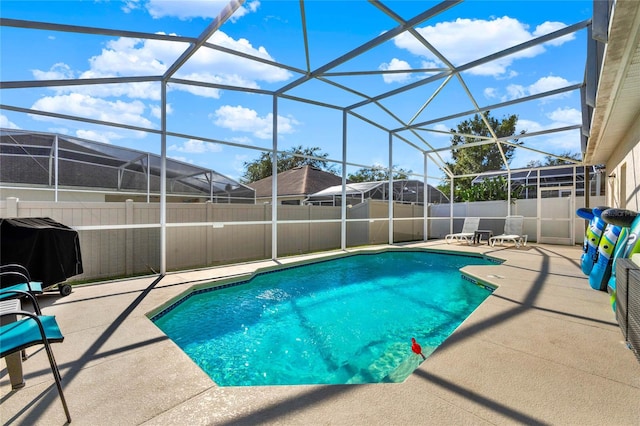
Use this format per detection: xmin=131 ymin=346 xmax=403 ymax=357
xmin=1 ymin=217 xmax=83 ymax=287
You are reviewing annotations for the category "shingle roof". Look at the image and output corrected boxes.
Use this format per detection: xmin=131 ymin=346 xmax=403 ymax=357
xmin=248 ymin=166 xmax=344 ymax=198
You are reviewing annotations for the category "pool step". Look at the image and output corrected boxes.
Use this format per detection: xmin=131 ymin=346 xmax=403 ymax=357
xmin=348 ymin=342 xmax=413 ymax=384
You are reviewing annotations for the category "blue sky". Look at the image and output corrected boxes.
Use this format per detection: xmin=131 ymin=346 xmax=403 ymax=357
xmin=0 ymin=0 xmax=592 ymax=185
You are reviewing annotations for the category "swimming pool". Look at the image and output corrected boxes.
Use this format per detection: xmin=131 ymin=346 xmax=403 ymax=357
xmin=151 ymin=250 xmax=498 ymax=386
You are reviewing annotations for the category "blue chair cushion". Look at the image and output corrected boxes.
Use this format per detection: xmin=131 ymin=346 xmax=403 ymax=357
xmin=0 ymin=282 xmax=44 ymax=300
xmin=0 ymin=315 xmax=64 ymax=358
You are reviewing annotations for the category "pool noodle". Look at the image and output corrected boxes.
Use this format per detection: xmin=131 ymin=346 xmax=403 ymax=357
xmin=588 ymin=223 xmax=622 ymax=291
xmin=578 ymin=206 xmax=608 ymax=276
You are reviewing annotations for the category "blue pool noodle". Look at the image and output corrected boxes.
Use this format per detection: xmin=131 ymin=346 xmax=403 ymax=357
xmin=588 ymin=223 xmax=622 ymax=291
xmin=578 ymin=206 xmax=608 ymax=276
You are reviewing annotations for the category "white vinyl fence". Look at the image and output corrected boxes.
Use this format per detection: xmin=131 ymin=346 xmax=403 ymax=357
xmin=1 ymin=196 xmax=602 ymax=284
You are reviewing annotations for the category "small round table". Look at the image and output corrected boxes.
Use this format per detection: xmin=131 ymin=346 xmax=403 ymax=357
xmin=473 ymin=230 xmax=494 ymax=245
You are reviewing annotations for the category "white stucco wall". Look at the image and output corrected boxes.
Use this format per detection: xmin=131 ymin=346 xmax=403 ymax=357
xmin=606 ymin=115 xmax=640 ymax=211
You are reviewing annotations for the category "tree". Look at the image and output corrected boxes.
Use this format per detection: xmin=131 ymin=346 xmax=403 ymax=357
xmin=445 ymin=111 xmax=524 ymax=201
xmin=455 ymin=176 xmax=523 ymax=202
xmin=526 ymin=151 xmax=582 ymax=167
xmin=241 ymin=145 xmax=336 ymax=183
xmin=347 ymin=166 xmax=411 ymax=183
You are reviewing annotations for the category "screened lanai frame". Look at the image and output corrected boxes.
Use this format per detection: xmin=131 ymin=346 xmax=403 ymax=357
xmin=0 ymin=0 xmax=598 ymax=274
xmin=0 ymin=128 xmax=256 ymax=203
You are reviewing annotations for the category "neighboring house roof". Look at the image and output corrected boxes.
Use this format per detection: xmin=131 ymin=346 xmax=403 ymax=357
xmin=248 ymin=166 xmax=344 ymax=198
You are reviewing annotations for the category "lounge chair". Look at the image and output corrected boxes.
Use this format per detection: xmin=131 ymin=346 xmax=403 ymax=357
xmin=0 ymin=290 xmax=71 ymax=423
xmin=445 ymin=217 xmax=480 ymax=244
xmin=490 ymin=216 xmax=528 ymax=248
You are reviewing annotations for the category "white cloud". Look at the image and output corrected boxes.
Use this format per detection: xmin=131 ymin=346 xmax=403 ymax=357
xmin=393 ymin=17 xmax=573 ymax=77
xmin=517 ymin=108 xmax=581 ymax=134
xmin=514 ymin=108 xmax=582 ymax=160
xmin=516 ymin=119 xmax=543 ymax=134
xmin=211 ymin=105 xmax=299 ymax=139
xmin=483 ymin=87 xmax=498 ymax=99
xmin=30 ymin=93 xmax=154 ymax=129
xmin=379 ymin=58 xmax=413 ymax=84
xmin=529 ymin=75 xmax=573 ymax=95
xmin=145 ymin=0 xmax=260 ymax=22
xmin=429 ymin=123 xmax=451 ymax=137
xmin=75 ymin=129 xmax=127 ymax=144
xmin=26 ymin=29 xmax=293 ymax=140
xmin=167 ymin=155 xmax=194 ymax=164
xmin=33 ymin=31 xmax=291 ymax=101
xmin=169 ymin=139 xmax=222 ymax=153
xmin=0 ymin=114 xmax=20 ymax=129
xmin=149 ymin=103 xmax=173 ymax=119
xmin=533 ymin=21 xmax=575 ymax=47
xmin=121 ymin=0 xmax=140 ymax=13
xmin=32 ymin=63 xmax=75 ymax=80
xmin=420 ymin=60 xmax=441 ymax=70
xmin=86 ymin=37 xmax=170 ymax=77
xmin=506 ymin=84 xmax=527 ymax=100
xmin=230 ymin=136 xmax=253 ymax=144
xmin=502 ymin=75 xmax=575 ymax=102
xmin=547 ymin=107 xmax=581 ymax=125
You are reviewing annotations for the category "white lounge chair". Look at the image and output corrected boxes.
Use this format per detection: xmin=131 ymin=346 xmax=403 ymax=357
xmin=445 ymin=217 xmax=480 ymax=245
xmin=489 ymin=216 xmax=528 ymax=248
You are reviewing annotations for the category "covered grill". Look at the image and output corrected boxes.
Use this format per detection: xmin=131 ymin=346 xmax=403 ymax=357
xmin=0 ymin=217 xmax=83 ymax=296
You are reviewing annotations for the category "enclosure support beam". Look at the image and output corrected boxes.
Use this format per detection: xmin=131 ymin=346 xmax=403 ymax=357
xmin=388 ymin=132 xmax=394 ymax=244
xmin=147 ymin=153 xmax=151 ymax=203
xmin=272 ymin=95 xmax=279 ymax=260
xmin=160 ymin=82 xmax=167 ymax=275
xmin=341 ymin=110 xmax=348 ymax=251
xmin=450 ymin=177 xmax=454 ymax=234
xmin=507 ymin=170 xmax=512 ymax=215
xmin=54 ymin=134 xmax=59 ymax=202
xmin=423 ymin=153 xmax=429 ymax=241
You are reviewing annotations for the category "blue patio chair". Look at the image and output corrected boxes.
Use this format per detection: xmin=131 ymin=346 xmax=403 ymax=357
xmin=0 ymin=290 xmax=71 ymax=423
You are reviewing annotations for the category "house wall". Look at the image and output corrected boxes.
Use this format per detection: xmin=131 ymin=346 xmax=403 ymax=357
xmin=606 ymin=116 xmax=640 ymax=211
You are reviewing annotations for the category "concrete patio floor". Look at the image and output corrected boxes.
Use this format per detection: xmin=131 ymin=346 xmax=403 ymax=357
xmin=2 ymin=242 xmax=639 ymax=425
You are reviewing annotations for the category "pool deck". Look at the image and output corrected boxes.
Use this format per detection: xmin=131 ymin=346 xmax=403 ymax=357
xmin=2 ymin=242 xmax=640 ymax=425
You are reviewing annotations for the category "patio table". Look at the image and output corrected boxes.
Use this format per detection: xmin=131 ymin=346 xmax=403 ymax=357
xmin=473 ymin=230 xmax=494 ymax=245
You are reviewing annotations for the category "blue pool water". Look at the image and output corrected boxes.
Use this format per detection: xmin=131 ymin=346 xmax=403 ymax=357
xmin=152 ymin=250 xmax=497 ymax=386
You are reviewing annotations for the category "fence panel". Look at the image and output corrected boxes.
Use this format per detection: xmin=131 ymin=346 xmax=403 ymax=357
xmin=1 ymin=195 xmax=605 ymax=282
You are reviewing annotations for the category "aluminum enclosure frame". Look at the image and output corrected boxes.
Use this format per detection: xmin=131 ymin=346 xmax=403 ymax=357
xmin=0 ymin=1 xmax=595 ymax=273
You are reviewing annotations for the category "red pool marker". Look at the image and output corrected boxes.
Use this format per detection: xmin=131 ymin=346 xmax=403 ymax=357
xmin=411 ymin=337 xmax=426 ymax=360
